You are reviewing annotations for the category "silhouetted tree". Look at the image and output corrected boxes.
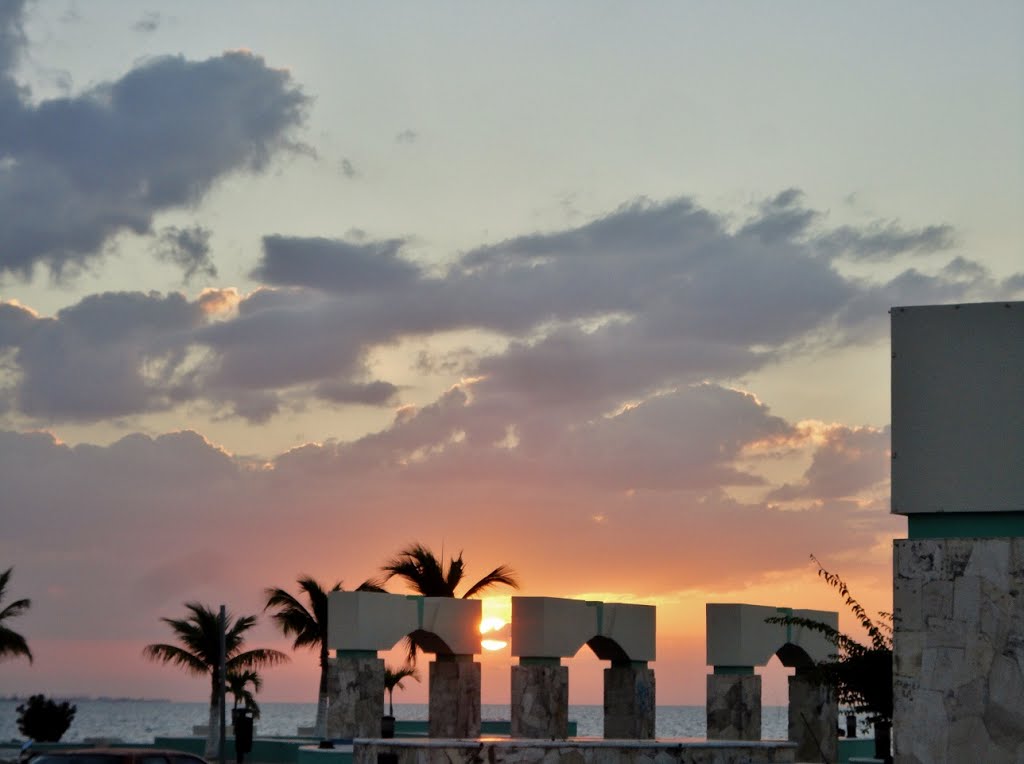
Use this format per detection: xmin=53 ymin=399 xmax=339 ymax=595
xmin=0 ymin=567 xmax=32 ymax=664
xmin=16 ymin=695 xmax=76 ymax=741
xmin=227 ymin=669 xmax=262 ymax=719
xmin=264 ymin=576 xmax=385 ymax=737
xmin=768 ymin=555 xmax=893 ymax=762
xmin=381 ymin=543 xmax=518 ymax=598
xmin=143 ymin=602 xmax=288 ymax=757
xmin=383 ymin=662 xmax=420 ymax=717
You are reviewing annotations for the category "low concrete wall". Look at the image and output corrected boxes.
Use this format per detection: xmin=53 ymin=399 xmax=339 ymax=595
xmin=354 ymin=738 xmax=796 ymax=764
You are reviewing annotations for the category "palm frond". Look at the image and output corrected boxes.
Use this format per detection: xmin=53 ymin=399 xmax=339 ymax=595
xmin=0 ymin=597 xmax=31 ymax=621
xmin=142 ymin=643 xmax=209 ymax=675
xmin=227 ymin=647 xmax=290 ymax=672
xmin=356 ymin=578 xmax=388 ymax=593
xmin=382 ymin=544 xmax=452 ymax=596
xmin=461 ymin=564 xmax=520 ymax=599
xmin=0 ymin=626 xmax=33 ymax=663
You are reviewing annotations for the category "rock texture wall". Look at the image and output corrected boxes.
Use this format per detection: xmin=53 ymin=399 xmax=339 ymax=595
xmin=511 ymin=663 xmax=569 ymax=739
xmin=604 ymin=663 xmax=656 ymax=739
xmin=894 ymin=537 xmax=1024 ymax=763
xmin=787 ymin=674 xmax=837 ymax=763
xmin=326 ymin=654 xmax=384 ymax=738
xmin=428 ymin=657 xmax=481 ymax=738
xmin=706 ymin=674 xmax=761 ymax=741
xmin=355 ymin=739 xmax=797 ymax=764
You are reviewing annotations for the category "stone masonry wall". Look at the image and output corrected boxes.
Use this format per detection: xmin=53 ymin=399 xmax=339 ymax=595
xmin=706 ymin=674 xmax=761 ymax=741
xmin=511 ymin=663 xmax=569 ymax=739
xmin=787 ymin=674 xmax=836 ymax=763
xmin=604 ymin=663 xmax=656 ymax=739
xmin=355 ymin=739 xmax=797 ymax=764
xmin=428 ymin=657 xmax=481 ymax=738
xmin=326 ymin=654 xmax=384 ymax=739
xmin=893 ymin=537 xmax=1024 ymax=763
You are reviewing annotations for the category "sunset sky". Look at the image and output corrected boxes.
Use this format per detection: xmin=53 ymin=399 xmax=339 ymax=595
xmin=2 ymin=1 xmax=1023 ymax=708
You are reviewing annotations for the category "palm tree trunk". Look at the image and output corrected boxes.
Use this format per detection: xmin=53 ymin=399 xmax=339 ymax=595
xmin=206 ymin=671 xmax=220 ymax=758
xmin=314 ymin=644 xmax=329 ymax=738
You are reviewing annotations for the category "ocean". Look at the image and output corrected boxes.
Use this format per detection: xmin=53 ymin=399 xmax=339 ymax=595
xmin=0 ymin=700 xmax=793 ymax=742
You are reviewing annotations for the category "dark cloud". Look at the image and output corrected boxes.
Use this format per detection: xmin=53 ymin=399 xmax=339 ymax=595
xmin=0 ymin=193 xmax=1004 ymax=425
xmin=0 ymin=0 xmax=28 ymax=77
xmin=739 ymin=188 xmax=820 ymax=244
xmin=0 ymin=2 xmax=307 ymax=277
xmin=1002 ymin=273 xmax=1024 ymax=293
xmin=154 ymin=225 xmax=216 ymax=281
xmin=315 ymin=379 xmax=399 ymax=406
xmin=814 ymin=222 xmax=955 ymax=261
xmin=253 ymin=235 xmax=418 ymax=293
xmin=0 ymin=291 xmax=203 ymax=419
xmin=395 ymin=129 xmax=418 ymax=144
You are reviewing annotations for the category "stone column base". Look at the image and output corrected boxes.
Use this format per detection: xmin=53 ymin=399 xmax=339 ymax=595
xmin=788 ymin=673 xmax=836 ymax=762
xmin=429 ymin=655 xmax=481 ymax=738
xmin=894 ymin=537 xmax=1024 ymax=763
xmin=327 ymin=653 xmax=384 ymax=738
xmin=604 ymin=663 xmax=655 ymax=739
xmin=511 ymin=661 xmax=569 ymax=739
xmin=706 ymin=673 xmax=761 ymax=741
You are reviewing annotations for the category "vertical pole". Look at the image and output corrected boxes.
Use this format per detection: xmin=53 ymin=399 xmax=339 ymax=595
xmin=219 ymin=605 xmax=227 ymax=764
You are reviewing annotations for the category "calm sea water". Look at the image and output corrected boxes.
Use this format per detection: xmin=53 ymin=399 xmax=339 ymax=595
xmin=0 ymin=700 xmax=793 ymax=743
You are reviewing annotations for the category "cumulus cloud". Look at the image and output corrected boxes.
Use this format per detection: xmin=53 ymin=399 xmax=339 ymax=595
xmin=1 ymin=192 xmax=1010 ymax=425
xmin=0 ymin=291 xmax=204 ymax=419
xmin=0 ymin=2 xmax=307 ymax=277
xmin=768 ymin=425 xmax=890 ymax=502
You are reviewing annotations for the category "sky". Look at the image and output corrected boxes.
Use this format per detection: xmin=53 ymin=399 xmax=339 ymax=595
xmin=1 ymin=0 xmax=1022 ymax=708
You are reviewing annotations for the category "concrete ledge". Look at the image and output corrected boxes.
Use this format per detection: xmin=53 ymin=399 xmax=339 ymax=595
xmin=297 ymin=744 xmax=354 ymax=764
xmin=354 ymin=738 xmax=797 ymax=764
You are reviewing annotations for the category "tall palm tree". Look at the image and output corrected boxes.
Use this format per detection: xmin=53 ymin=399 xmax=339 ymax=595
xmin=380 ymin=543 xmax=519 ymax=662
xmin=226 ymin=669 xmax=262 ymax=719
xmin=381 ymin=543 xmax=519 ymax=598
xmin=264 ymin=576 xmax=385 ymax=738
xmin=143 ymin=602 xmax=288 ymax=757
xmin=0 ymin=567 xmax=32 ymax=664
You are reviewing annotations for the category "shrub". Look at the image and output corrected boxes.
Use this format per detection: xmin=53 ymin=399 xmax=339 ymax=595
xmin=16 ymin=694 xmax=77 ymax=742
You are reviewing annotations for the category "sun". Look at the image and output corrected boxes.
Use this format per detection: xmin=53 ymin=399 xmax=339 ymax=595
xmin=479 ymin=597 xmax=512 ymax=651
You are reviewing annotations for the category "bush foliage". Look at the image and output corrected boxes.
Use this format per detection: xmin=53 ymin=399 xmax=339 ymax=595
xmin=16 ymin=694 xmax=77 ymax=741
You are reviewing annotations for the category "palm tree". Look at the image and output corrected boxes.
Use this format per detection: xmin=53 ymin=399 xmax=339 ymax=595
xmin=383 ymin=662 xmax=420 ymax=717
xmin=0 ymin=567 xmax=32 ymax=664
xmin=143 ymin=602 xmax=288 ymax=757
xmin=264 ymin=576 xmax=385 ymax=738
xmin=381 ymin=543 xmax=519 ymax=598
xmin=380 ymin=543 xmax=519 ymax=661
xmin=227 ymin=669 xmax=262 ymax=719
